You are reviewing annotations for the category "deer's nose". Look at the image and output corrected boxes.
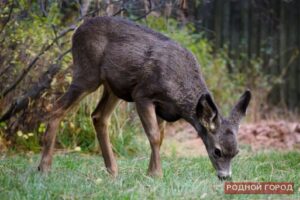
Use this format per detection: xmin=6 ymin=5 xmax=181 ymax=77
xmin=217 ymin=170 xmax=232 ymax=181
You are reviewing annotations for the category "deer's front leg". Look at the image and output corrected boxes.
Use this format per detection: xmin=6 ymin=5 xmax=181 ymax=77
xmin=92 ymin=88 xmax=120 ymax=177
xmin=136 ymin=100 xmax=162 ymax=177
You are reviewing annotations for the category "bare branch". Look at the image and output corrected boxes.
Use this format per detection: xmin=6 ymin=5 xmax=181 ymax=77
xmin=39 ymin=0 xmax=48 ymax=17
xmin=0 ymin=64 xmax=13 ymax=78
xmin=0 ymin=1 xmax=14 ymax=35
xmin=0 ymin=49 xmax=71 ymax=122
xmin=1 ymin=26 xmax=75 ymax=98
xmin=133 ymin=0 xmax=165 ymax=21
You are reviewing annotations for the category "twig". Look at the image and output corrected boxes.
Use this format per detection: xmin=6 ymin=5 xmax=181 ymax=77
xmin=112 ymin=7 xmax=125 ymax=16
xmin=0 ymin=65 xmax=11 ymax=77
xmin=51 ymin=24 xmax=60 ymax=48
xmin=0 ymin=1 xmax=14 ymax=35
xmin=133 ymin=1 xmax=163 ymax=21
xmin=39 ymin=0 xmax=48 ymax=17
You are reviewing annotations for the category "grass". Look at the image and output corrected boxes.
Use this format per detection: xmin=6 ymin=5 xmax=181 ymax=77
xmin=0 ymin=150 xmax=299 ymax=199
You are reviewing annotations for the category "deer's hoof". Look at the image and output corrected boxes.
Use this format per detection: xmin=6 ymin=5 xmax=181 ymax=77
xmin=147 ymin=170 xmax=163 ymax=178
xmin=37 ymin=164 xmax=51 ymax=173
xmin=107 ymin=167 xmax=118 ymax=178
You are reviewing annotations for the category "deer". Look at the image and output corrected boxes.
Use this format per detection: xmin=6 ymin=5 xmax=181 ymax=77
xmin=38 ymin=16 xmax=251 ymax=180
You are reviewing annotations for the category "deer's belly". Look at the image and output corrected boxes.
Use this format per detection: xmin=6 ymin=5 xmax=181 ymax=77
xmin=105 ymin=79 xmax=134 ymax=102
xmin=154 ymin=102 xmax=181 ymax=122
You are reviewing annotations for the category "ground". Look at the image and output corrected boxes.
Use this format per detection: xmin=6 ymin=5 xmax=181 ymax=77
xmin=0 ymin=151 xmax=299 ymax=199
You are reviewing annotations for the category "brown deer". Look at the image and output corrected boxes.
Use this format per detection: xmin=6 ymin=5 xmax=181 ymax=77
xmin=38 ymin=16 xmax=251 ymax=180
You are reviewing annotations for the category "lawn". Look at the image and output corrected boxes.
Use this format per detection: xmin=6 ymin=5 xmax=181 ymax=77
xmin=0 ymin=150 xmax=299 ymax=199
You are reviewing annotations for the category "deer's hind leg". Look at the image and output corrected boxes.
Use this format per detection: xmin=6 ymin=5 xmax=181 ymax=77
xmin=38 ymin=48 xmax=102 ymax=173
xmin=38 ymin=84 xmax=94 ymax=173
xmin=91 ymin=87 xmax=120 ymax=177
xmin=157 ymin=116 xmax=166 ymax=147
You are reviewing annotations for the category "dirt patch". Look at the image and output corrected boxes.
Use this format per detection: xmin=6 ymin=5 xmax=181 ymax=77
xmin=162 ymin=121 xmax=207 ymax=157
xmin=162 ymin=120 xmax=300 ymax=157
xmin=239 ymin=121 xmax=300 ymax=150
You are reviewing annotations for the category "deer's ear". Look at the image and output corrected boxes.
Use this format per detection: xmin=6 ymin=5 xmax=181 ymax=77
xmin=230 ymin=90 xmax=251 ymax=124
xmin=196 ymin=93 xmax=219 ymax=131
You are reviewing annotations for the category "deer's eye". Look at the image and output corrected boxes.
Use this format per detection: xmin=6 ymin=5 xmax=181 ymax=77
xmin=214 ymin=148 xmax=222 ymax=158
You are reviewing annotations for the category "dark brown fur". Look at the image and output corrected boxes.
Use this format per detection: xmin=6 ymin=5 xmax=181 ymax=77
xmin=38 ymin=17 xmax=251 ymax=179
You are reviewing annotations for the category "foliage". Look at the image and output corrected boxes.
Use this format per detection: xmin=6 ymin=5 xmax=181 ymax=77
xmin=0 ymin=150 xmax=299 ymax=199
xmin=0 ymin=1 xmax=74 ymax=136
xmin=0 ymin=1 xmax=78 ymax=151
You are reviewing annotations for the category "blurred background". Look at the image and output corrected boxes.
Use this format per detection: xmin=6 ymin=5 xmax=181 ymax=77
xmin=0 ymin=0 xmax=299 ymax=155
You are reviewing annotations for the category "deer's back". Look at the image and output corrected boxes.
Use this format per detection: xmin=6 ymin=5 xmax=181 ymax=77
xmin=72 ymin=17 xmax=208 ymax=119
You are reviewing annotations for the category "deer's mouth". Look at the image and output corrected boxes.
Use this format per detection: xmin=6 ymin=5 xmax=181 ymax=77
xmin=217 ymin=170 xmax=232 ymax=181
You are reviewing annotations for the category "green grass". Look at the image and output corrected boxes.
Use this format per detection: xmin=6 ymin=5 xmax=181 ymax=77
xmin=0 ymin=150 xmax=299 ymax=199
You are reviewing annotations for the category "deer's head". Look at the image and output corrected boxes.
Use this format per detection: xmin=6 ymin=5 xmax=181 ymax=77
xmin=195 ymin=90 xmax=251 ymax=180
